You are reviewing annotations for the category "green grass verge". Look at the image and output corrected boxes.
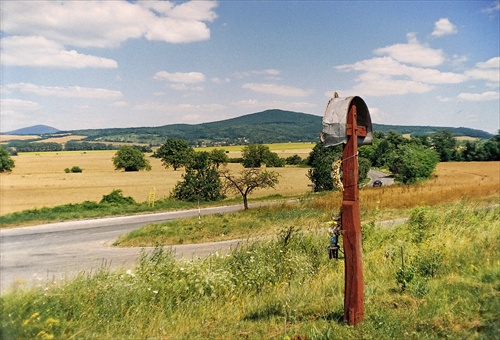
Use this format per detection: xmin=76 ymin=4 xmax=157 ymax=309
xmin=1 ymin=201 xmax=498 ymax=339
xmin=0 ymin=193 xmax=300 ymax=228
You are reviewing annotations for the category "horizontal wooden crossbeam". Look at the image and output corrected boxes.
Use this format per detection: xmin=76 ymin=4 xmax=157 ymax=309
xmin=346 ymin=124 xmax=367 ymax=137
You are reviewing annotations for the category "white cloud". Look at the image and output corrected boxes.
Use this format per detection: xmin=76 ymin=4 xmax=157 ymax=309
xmin=335 ymin=73 xmax=433 ymax=97
xmin=232 ymin=99 xmax=316 ymax=111
xmin=337 ymin=57 xmax=466 ymax=84
xmin=1 ymin=36 xmax=118 ymax=68
xmin=167 ymin=1 xmax=218 ymax=22
xmin=242 ymin=83 xmax=311 ymax=97
xmin=436 ymin=95 xmax=453 ymax=102
xmin=457 ymin=91 xmax=500 ymax=101
xmin=234 ymin=69 xmax=281 ymax=79
xmin=2 ymin=1 xmax=217 ymax=47
xmin=1 ymin=98 xmax=41 ymax=110
xmin=374 ymin=33 xmax=445 ymax=67
xmin=465 ymin=57 xmax=500 ymax=83
xmin=211 ymin=77 xmax=231 ymax=84
xmin=134 ymin=102 xmax=225 ymax=113
xmin=1 ymin=0 xmax=218 ymax=68
xmin=432 ymin=18 xmax=458 ymax=37
xmin=154 ymin=71 xmax=206 ymax=83
xmin=482 ymin=1 xmax=500 ymax=14
xmin=112 ymin=101 xmax=129 ymax=107
xmin=145 ymin=18 xmax=211 ymax=43
xmin=7 ymin=83 xmax=122 ymax=99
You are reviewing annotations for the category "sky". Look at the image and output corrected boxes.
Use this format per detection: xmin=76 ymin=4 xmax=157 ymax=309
xmin=1 ymin=1 xmax=499 ymax=134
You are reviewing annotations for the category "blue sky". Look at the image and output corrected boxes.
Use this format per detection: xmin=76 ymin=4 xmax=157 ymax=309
xmin=1 ymin=1 xmax=499 ymax=134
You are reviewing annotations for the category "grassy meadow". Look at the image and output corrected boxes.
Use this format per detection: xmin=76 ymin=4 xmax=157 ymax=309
xmin=1 ymin=201 xmax=498 ymax=339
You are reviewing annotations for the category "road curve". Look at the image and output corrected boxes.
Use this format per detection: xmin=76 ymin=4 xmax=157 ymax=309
xmin=1 ymin=204 xmax=259 ymax=293
xmin=1 ymin=172 xmax=395 ymax=294
xmin=366 ymin=169 xmax=394 ymax=187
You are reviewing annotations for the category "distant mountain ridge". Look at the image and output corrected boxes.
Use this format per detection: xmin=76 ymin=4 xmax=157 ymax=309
xmin=4 ymin=110 xmax=493 ymax=145
xmin=4 ymin=125 xmax=61 ymax=135
xmin=71 ymin=109 xmax=493 ymax=145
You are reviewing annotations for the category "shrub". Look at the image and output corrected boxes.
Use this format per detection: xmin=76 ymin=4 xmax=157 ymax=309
xmin=0 ymin=145 xmax=15 ymax=172
xmin=99 ymin=189 xmax=136 ymax=205
xmin=70 ymin=166 xmax=83 ymax=173
xmin=285 ymin=154 xmax=302 ymax=165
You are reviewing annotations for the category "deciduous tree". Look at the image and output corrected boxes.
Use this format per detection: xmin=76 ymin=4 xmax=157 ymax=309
xmin=220 ymin=168 xmax=279 ymax=210
xmin=241 ymin=144 xmax=284 ymax=168
xmin=0 ymin=145 xmax=15 ymax=172
xmin=388 ymin=144 xmax=439 ymax=184
xmin=172 ymin=152 xmax=225 ymax=202
xmin=432 ymin=130 xmax=457 ymax=162
xmin=155 ymin=138 xmax=195 ymax=171
xmin=112 ymin=146 xmax=151 ymax=172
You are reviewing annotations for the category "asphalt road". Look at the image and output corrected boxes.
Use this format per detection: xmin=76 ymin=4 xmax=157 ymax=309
xmin=366 ymin=169 xmax=394 ymax=187
xmin=1 ymin=172 xmax=393 ymax=293
xmin=0 ymin=205 xmax=252 ymax=293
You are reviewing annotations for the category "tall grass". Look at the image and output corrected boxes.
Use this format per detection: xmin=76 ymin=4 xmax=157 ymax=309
xmin=2 ymin=201 xmax=498 ymax=339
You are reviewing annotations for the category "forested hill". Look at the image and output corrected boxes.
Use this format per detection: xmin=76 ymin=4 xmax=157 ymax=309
xmin=70 ymin=109 xmax=493 ymax=146
xmin=71 ymin=110 xmax=324 ymax=146
xmin=8 ymin=109 xmax=494 ymax=146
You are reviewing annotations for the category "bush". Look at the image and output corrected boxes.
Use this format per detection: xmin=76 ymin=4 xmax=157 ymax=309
xmin=65 ymin=166 xmax=83 ymax=173
xmin=99 ymin=189 xmax=136 ymax=205
xmin=285 ymin=154 xmax=302 ymax=165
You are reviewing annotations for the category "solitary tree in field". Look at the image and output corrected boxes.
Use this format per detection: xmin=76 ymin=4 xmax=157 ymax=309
xmin=220 ymin=168 xmax=279 ymax=210
xmin=0 ymin=146 xmax=15 ymax=172
xmin=155 ymin=138 xmax=194 ymax=171
xmin=172 ymin=151 xmax=225 ymax=202
xmin=241 ymin=144 xmax=284 ymax=168
xmin=112 ymin=146 xmax=151 ymax=172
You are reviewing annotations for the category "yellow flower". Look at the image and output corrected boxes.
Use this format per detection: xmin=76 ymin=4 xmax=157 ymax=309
xmin=36 ymin=330 xmax=54 ymax=339
xmin=22 ymin=312 xmax=40 ymax=326
xmin=45 ymin=318 xmax=60 ymax=327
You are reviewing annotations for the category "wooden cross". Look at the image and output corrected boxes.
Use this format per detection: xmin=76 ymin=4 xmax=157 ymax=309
xmin=341 ymin=103 xmax=366 ymax=325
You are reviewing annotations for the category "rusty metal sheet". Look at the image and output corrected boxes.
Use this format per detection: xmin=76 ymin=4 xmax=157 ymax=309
xmin=321 ymin=95 xmax=373 ymax=147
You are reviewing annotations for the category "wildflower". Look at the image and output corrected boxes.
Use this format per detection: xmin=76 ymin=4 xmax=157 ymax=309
xmin=37 ymin=330 xmax=54 ymax=340
xmin=126 ymin=269 xmax=135 ymax=277
xmin=22 ymin=312 xmax=40 ymax=326
xmin=46 ymin=318 xmax=60 ymax=326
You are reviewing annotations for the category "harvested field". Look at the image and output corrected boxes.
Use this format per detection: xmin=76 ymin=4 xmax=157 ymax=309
xmin=34 ymin=135 xmax=87 ymax=143
xmin=0 ymin=151 xmax=312 ymax=215
xmin=2 ymin=150 xmax=498 ymax=216
xmin=0 ymin=135 xmax=40 ymax=142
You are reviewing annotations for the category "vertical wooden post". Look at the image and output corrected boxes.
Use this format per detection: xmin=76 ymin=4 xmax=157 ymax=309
xmin=342 ymin=103 xmax=364 ymax=325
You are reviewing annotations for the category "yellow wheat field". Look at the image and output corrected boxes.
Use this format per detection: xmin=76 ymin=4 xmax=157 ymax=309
xmin=314 ymin=161 xmax=500 ymax=213
xmin=1 ymin=150 xmax=498 ymax=216
xmin=0 ymin=151 xmax=313 ymax=215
